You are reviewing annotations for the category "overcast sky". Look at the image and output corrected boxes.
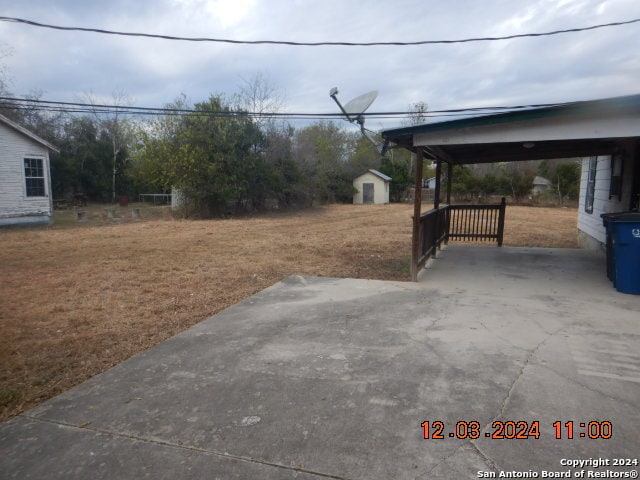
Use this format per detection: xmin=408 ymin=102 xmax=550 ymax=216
xmin=1 ymin=0 xmax=639 ymax=131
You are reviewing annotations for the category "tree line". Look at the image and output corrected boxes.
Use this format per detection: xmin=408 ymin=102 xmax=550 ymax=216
xmin=2 ymin=72 xmax=580 ymax=215
xmin=0 ymin=62 xmax=418 ymax=216
xmin=445 ymin=159 xmax=581 ymax=204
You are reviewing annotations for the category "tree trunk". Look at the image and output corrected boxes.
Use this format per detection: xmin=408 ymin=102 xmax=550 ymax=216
xmin=112 ymin=137 xmax=117 ymax=203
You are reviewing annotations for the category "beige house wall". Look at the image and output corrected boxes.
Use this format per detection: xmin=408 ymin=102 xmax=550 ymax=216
xmin=353 ymin=172 xmax=389 ymax=204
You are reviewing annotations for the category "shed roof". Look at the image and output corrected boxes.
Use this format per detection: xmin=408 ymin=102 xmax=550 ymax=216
xmin=381 ymin=94 xmax=640 ymax=165
xmin=0 ymin=113 xmax=59 ymax=153
xmin=363 ymin=169 xmax=392 ymax=182
xmin=533 ymin=176 xmax=552 ymax=186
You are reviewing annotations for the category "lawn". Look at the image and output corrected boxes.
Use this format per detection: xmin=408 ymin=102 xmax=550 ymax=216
xmin=0 ymin=203 xmax=578 ymax=421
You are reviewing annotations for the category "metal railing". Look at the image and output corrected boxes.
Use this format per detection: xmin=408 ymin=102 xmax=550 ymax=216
xmin=139 ymin=194 xmax=172 ymax=205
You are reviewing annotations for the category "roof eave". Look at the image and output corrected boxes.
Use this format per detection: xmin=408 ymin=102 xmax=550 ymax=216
xmin=381 ymin=94 xmax=640 ymax=145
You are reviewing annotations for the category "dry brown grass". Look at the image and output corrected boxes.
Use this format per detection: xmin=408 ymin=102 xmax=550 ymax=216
xmin=0 ymin=203 xmax=578 ymax=421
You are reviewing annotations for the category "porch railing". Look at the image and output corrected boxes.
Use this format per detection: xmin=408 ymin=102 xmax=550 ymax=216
xmin=417 ymin=207 xmax=449 ymax=269
xmin=448 ymin=198 xmax=506 ymax=246
xmin=414 ymin=197 xmax=506 ymax=276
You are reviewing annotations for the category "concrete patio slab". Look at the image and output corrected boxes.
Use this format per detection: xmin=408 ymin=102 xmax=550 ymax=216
xmin=1 ymin=246 xmax=639 ymax=479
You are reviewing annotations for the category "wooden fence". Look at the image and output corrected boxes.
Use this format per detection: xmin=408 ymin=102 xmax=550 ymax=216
xmin=414 ymin=198 xmax=506 ymax=276
xmin=448 ymin=198 xmax=506 ymax=245
xmin=417 ymin=207 xmax=449 ymax=269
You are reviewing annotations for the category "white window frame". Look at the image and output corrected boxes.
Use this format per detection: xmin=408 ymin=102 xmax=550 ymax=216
xmin=23 ymin=156 xmax=47 ymax=198
xmin=584 ymin=156 xmax=597 ymax=214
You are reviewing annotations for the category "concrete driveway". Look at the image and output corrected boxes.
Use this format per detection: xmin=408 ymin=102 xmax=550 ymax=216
xmin=1 ymin=246 xmax=639 ymax=479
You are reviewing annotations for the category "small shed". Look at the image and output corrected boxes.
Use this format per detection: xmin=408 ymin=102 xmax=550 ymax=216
xmin=353 ymin=169 xmax=391 ymax=205
xmin=532 ymin=176 xmax=552 ymax=195
xmin=423 ymin=176 xmax=436 ymax=189
xmin=0 ymin=114 xmax=59 ymax=226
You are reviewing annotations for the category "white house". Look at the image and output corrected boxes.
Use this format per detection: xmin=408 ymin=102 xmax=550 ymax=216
xmin=578 ymin=153 xmax=638 ymax=249
xmin=0 ymin=114 xmax=59 ymax=226
xmin=353 ymin=169 xmax=391 ymax=205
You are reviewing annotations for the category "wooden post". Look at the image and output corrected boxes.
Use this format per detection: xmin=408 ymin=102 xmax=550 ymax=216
xmin=446 ymin=162 xmax=453 ymax=205
xmin=432 ymin=158 xmax=442 ymax=256
xmin=445 ymin=162 xmax=453 ymax=244
xmin=411 ymin=149 xmax=424 ymax=282
xmin=434 ymin=158 xmax=442 ymax=210
xmin=497 ymin=197 xmax=506 ymax=247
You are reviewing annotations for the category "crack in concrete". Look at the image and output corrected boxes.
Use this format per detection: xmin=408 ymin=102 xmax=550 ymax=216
xmin=538 ymin=362 xmax=639 ymax=411
xmin=477 ymin=320 xmax=528 ymax=352
xmin=528 ymin=317 xmax=556 ymax=336
xmin=469 ymin=439 xmax=500 ymax=472
xmin=423 ymin=440 xmax=500 ymax=477
xmin=423 ymin=443 xmax=466 ymax=476
xmin=19 ymin=414 xmax=350 ymax=480
xmin=493 ymin=322 xmax=577 ymax=420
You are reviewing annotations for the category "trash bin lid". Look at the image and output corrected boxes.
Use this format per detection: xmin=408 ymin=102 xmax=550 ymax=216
xmin=608 ymin=212 xmax=640 ymax=222
xmin=602 ymin=212 xmax=625 ymax=227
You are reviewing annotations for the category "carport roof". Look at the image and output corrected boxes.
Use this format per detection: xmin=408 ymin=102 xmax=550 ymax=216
xmin=381 ymin=94 xmax=640 ymax=164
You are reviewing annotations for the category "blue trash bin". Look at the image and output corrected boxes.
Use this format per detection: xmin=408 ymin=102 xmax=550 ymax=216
xmin=610 ymin=212 xmax=640 ymax=295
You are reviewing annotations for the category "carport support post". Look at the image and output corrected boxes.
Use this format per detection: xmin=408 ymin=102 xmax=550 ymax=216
xmin=434 ymin=159 xmax=441 ymax=210
xmin=433 ymin=158 xmax=442 ymax=256
xmin=445 ymin=161 xmax=453 ymax=244
xmin=497 ymin=197 xmax=506 ymax=247
xmin=446 ymin=162 xmax=452 ymax=204
xmin=411 ymin=148 xmax=424 ymax=282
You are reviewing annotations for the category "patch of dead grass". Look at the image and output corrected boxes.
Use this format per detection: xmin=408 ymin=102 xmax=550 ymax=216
xmin=0 ymin=203 xmax=577 ymax=420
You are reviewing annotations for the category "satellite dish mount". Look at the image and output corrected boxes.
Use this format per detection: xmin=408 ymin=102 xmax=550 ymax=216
xmin=329 ymin=87 xmax=382 ymax=153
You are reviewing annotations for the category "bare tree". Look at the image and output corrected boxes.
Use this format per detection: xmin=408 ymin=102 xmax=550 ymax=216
xmin=234 ymin=72 xmax=285 ymax=130
xmin=0 ymin=45 xmax=18 ymax=120
xmin=83 ymin=89 xmax=134 ymax=202
xmin=0 ymin=44 xmax=12 ymax=94
xmin=403 ymin=101 xmax=429 ymax=126
xmin=402 ymin=101 xmax=430 ymax=176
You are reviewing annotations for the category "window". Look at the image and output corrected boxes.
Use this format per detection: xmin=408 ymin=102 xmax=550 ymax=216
xmin=584 ymin=156 xmax=597 ymax=214
xmin=609 ymin=154 xmax=623 ymax=200
xmin=24 ymin=158 xmax=46 ymax=197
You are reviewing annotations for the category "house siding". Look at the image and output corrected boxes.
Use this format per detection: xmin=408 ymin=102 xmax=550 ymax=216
xmin=353 ymin=172 xmax=390 ymax=205
xmin=0 ymin=123 xmax=52 ymax=225
xmin=577 ymin=154 xmax=634 ymax=248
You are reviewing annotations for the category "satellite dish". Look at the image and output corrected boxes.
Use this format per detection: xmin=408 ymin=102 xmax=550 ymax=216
xmin=329 ymin=87 xmax=384 ymax=155
xmin=343 ymin=90 xmax=378 ymax=118
xmin=329 ymin=88 xmax=378 ymax=123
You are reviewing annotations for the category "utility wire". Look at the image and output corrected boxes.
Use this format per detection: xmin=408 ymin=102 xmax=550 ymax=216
xmin=0 ymin=16 xmax=638 ymax=46
xmin=0 ymin=96 xmax=568 ymax=120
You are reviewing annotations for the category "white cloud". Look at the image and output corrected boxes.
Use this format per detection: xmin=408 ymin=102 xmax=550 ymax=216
xmin=0 ymin=0 xmax=639 ymax=130
xmin=204 ymin=0 xmax=257 ymax=29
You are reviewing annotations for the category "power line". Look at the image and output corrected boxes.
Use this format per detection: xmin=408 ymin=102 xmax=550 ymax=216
xmin=1 ymin=16 xmax=638 ymax=47
xmin=0 ymin=96 xmax=569 ymax=121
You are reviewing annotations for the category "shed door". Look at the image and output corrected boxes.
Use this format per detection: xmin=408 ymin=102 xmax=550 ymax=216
xmin=363 ymin=183 xmax=374 ymax=204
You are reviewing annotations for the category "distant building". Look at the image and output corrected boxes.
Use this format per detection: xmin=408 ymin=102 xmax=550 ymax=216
xmin=532 ymin=176 xmax=552 ymax=195
xmin=0 ymin=114 xmax=59 ymax=226
xmin=423 ymin=177 xmax=436 ymax=189
xmin=353 ymin=169 xmax=392 ymax=205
